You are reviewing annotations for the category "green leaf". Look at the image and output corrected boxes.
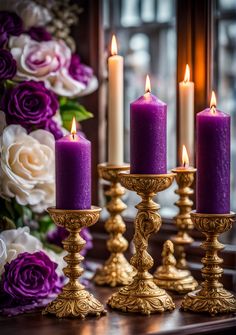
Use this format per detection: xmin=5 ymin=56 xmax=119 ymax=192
xmin=38 ymin=214 xmax=54 ymax=233
xmin=59 ymin=97 xmax=93 ymax=131
xmin=43 ymin=242 xmax=63 ymax=254
xmin=0 ymin=216 xmax=16 ymax=231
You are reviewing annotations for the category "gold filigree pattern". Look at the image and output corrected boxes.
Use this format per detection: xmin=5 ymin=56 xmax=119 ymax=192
xmin=107 ymin=173 xmax=175 ymax=314
xmin=93 ymin=164 xmax=135 ymax=287
xmin=43 ymin=207 xmax=106 ymax=318
xmin=170 ymin=168 xmax=197 ymax=270
xmin=181 ymin=211 xmax=236 ymax=315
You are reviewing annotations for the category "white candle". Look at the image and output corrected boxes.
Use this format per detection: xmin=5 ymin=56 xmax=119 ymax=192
xmin=179 ymin=64 xmax=194 ymax=164
xmin=108 ymin=35 xmax=124 ymax=165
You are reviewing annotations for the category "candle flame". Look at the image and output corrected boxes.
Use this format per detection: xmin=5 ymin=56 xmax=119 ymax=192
xmin=182 ymin=145 xmax=189 ymax=168
xmin=71 ymin=117 xmax=77 ymax=138
xmin=210 ymin=91 xmax=217 ymax=114
xmin=145 ymin=75 xmax=151 ymax=94
xmin=111 ymin=35 xmax=118 ymax=56
xmin=184 ymin=64 xmax=190 ymax=83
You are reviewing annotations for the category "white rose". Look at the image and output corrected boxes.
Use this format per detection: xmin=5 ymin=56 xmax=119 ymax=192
xmin=0 ymin=227 xmax=42 ymax=274
xmin=0 ymin=0 xmax=52 ymax=28
xmin=9 ymin=35 xmax=86 ymax=97
xmin=0 ymin=238 xmax=7 ymax=274
xmin=0 ymin=125 xmax=55 ymax=213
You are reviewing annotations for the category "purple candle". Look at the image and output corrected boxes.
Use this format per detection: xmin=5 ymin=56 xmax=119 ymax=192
xmin=196 ymin=91 xmax=230 ymax=214
xmin=56 ymin=117 xmax=91 ymax=209
xmin=130 ymin=75 xmax=167 ymax=174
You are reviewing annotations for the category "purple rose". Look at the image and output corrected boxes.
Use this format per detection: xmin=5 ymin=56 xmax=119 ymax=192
xmin=2 ymin=251 xmax=59 ymax=302
xmin=44 ymin=118 xmax=63 ymax=140
xmin=0 ymin=49 xmax=17 ymax=80
xmin=69 ymin=54 xmax=93 ymax=86
xmin=1 ymin=80 xmax=58 ymax=130
xmin=27 ymin=26 xmax=52 ymax=42
xmin=47 ymin=227 xmax=93 ymax=256
xmin=0 ymin=11 xmax=23 ymax=47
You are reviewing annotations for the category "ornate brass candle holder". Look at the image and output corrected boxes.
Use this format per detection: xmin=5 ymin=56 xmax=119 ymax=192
xmin=43 ymin=206 xmax=106 ymax=318
xmin=107 ymin=173 xmax=176 ymax=315
xmin=171 ymin=167 xmax=197 ymax=270
xmin=93 ymin=163 xmax=135 ymax=287
xmin=182 ymin=211 xmax=236 ymax=315
xmin=154 ymin=240 xmax=197 ymax=294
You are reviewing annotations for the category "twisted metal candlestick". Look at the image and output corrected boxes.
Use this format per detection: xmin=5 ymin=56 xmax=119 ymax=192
xmin=107 ymin=173 xmax=176 ymax=315
xmin=93 ymin=163 xmax=135 ymax=287
xmin=171 ymin=167 xmax=197 ymax=270
xmin=182 ymin=211 xmax=236 ymax=315
xmin=43 ymin=206 xmax=106 ymax=318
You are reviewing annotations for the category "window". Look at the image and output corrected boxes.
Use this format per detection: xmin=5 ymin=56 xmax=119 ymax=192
xmin=103 ymin=0 xmax=177 ymax=218
xmin=214 ymin=0 xmax=236 ymax=218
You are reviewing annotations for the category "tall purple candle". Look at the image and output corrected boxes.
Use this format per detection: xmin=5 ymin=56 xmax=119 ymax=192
xmin=56 ymin=118 xmax=91 ymax=209
xmin=196 ymin=92 xmax=230 ymax=214
xmin=130 ymin=75 xmax=167 ymax=174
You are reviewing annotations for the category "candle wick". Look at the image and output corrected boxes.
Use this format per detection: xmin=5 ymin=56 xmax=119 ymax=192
xmin=211 ymin=105 xmax=216 ymax=114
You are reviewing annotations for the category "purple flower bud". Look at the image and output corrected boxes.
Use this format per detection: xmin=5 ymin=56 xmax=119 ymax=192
xmin=0 ymin=49 xmax=17 ymax=81
xmin=0 ymin=11 xmax=23 ymax=47
xmin=27 ymin=26 xmax=52 ymax=42
xmin=69 ymin=54 xmax=93 ymax=86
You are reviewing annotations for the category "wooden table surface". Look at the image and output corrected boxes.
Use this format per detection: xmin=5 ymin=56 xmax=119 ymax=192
xmin=1 ymin=262 xmax=236 ymax=335
xmin=1 ymin=284 xmax=236 ymax=335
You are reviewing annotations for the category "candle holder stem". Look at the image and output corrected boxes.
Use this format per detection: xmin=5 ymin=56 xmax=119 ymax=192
xmin=43 ymin=207 xmax=106 ymax=318
xmin=170 ymin=168 xmax=197 ymax=270
xmin=182 ymin=211 xmax=236 ymax=315
xmin=93 ymin=164 xmax=135 ymax=287
xmin=107 ymin=173 xmax=175 ymax=315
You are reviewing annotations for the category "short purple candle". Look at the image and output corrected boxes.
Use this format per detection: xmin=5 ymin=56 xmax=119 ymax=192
xmin=56 ymin=118 xmax=91 ymax=209
xmin=130 ymin=76 xmax=167 ymax=174
xmin=196 ymin=92 xmax=230 ymax=214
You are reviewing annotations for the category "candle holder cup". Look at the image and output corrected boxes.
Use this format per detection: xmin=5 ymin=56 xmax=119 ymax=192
xmin=43 ymin=206 xmax=106 ymax=318
xmin=93 ymin=163 xmax=135 ymax=287
xmin=154 ymin=167 xmax=198 ymax=293
xmin=182 ymin=211 xmax=236 ymax=315
xmin=107 ymin=172 xmax=176 ymax=315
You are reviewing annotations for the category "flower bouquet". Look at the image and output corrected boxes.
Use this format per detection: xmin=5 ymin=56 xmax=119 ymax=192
xmin=0 ymin=0 xmax=95 ymax=315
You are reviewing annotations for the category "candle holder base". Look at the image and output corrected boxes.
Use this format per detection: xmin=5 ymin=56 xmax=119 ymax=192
xmin=44 ymin=287 xmax=106 ymax=319
xmin=43 ymin=207 xmax=106 ymax=319
xmin=108 ymin=274 xmax=174 ymax=315
xmin=154 ymin=240 xmax=198 ymax=294
xmin=93 ymin=253 xmax=134 ymax=287
xmin=181 ymin=211 xmax=236 ymax=315
xmin=182 ymin=287 xmax=236 ymax=316
xmin=93 ymin=163 xmax=135 ymax=287
xmin=107 ymin=173 xmax=176 ymax=315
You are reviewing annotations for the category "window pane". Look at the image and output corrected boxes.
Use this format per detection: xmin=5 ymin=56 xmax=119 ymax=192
xmin=214 ymin=2 xmax=236 ymax=241
xmin=103 ymin=0 xmax=177 ymax=218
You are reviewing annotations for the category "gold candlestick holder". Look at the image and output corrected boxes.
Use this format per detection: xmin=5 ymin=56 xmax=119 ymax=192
xmin=93 ymin=163 xmax=135 ymax=287
xmin=182 ymin=211 xmax=236 ymax=315
xmin=43 ymin=206 xmax=106 ymax=318
xmin=154 ymin=240 xmax=197 ymax=294
xmin=171 ymin=167 xmax=197 ymax=270
xmin=107 ymin=173 xmax=176 ymax=315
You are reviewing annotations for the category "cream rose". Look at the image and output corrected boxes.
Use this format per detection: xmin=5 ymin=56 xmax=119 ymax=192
xmin=0 ymin=125 xmax=55 ymax=212
xmin=9 ymin=35 xmax=86 ymax=97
